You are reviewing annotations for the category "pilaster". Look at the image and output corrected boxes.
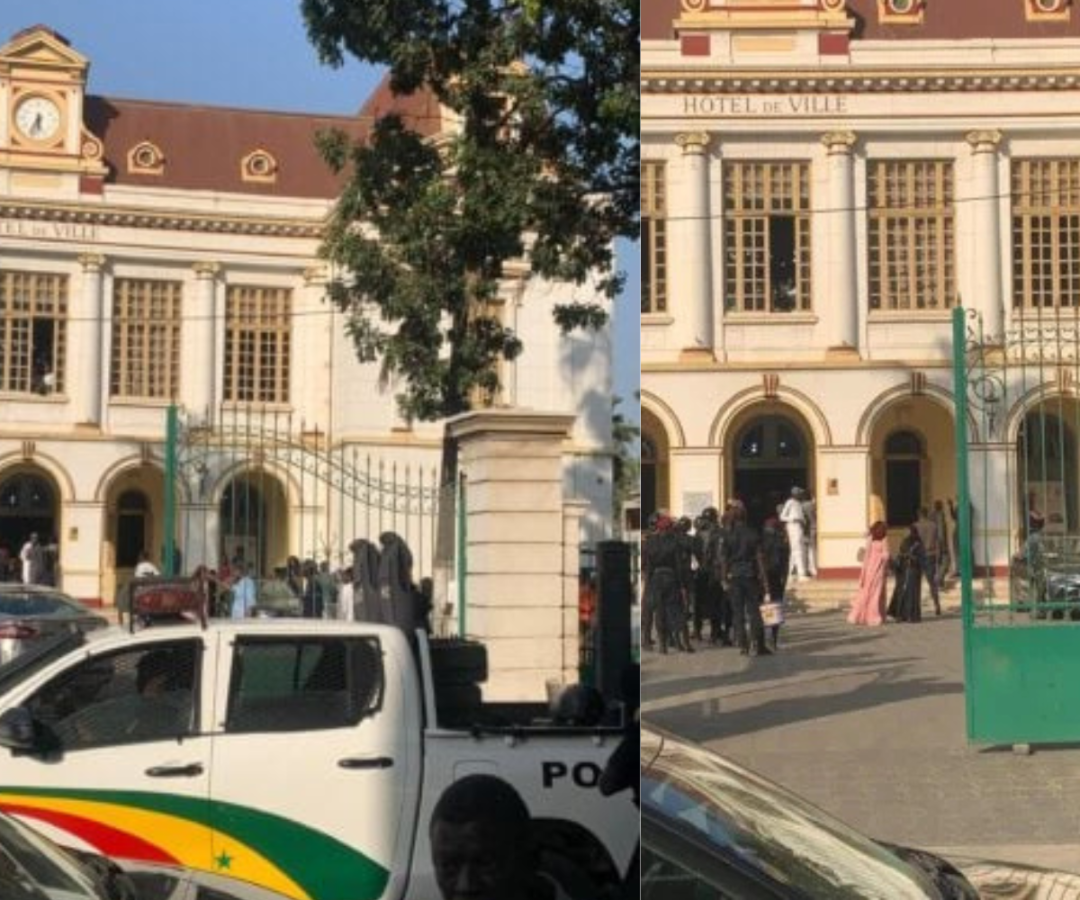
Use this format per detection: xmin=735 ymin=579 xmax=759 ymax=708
xmin=674 ymin=131 xmax=715 ymax=361
xmin=188 ymin=262 xmax=221 ymax=423
xmin=74 ymin=253 xmax=106 ymax=427
xmin=821 ymin=131 xmax=859 ymax=358
xmin=966 ymin=130 xmax=1004 ymax=342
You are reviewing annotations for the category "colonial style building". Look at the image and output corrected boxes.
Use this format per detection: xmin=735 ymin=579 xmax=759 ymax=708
xmin=642 ymin=0 xmax=1080 ymax=575
xmin=0 ymin=25 xmax=614 ymax=606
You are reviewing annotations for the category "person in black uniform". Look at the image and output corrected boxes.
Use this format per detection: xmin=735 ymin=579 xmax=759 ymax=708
xmin=719 ymin=500 xmax=772 ymax=657
xmin=642 ymin=514 xmax=692 ymax=654
xmin=673 ymin=517 xmax=696 ymax=652
xmin=693 ymin=508 xmax=729 ymax=645
xmin=761 ymin=515 xmax=790 ymax=650
xmin=640 ymin=512 xmax=660 ymax=651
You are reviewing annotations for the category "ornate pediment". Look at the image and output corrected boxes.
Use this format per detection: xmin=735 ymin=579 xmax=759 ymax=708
xmin=0 ymin=25 xmax=88 ymax=77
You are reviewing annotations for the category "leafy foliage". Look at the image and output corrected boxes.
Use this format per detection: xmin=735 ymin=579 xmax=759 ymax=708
xmin=612 ymin=393 xmax=641 ymax=536
xmin=304 ymin=0 xmax=639 ymax=421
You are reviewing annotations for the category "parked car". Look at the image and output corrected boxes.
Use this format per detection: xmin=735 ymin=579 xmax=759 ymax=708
xmin=1010 ymin=547 xmax=1080 ymax=620
xmin=0 ymin=585 xmax=108 ymax=666
xmin=641 ymin=725 xmax=1080 ymax=899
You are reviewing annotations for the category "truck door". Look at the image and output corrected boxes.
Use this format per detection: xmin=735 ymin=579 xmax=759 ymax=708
xmin=0 ymin=635 xmax=215 ymax=872
xmin=208 ymin=630 xmax=419 ymax=900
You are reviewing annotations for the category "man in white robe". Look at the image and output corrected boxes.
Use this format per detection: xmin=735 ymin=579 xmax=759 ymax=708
xmin=780 ymin=488 xmax=810 ymax=581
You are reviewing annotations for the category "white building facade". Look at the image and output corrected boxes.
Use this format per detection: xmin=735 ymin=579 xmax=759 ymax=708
xmin=0 ymin=26 xmax=613 ymax=606
xmin=643 ymin=0 xmax=1080 ymax=576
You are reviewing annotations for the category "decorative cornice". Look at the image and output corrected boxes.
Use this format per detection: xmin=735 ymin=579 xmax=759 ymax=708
xmin=675 ymin=131 xmax=711 ymax=154
xmin=76 ymin=253 xmax=105 ymax=273
xmin=302 ymin=266 xmax=329 ymax=285
xmin=642 ymin=67 xmax=1080 ymax=95
xmin=966 ymin=129 xmax=1003 ymax=152
xmin=0 ymin=200 xmax=324 ymax=238
xmin=821 ymin=130 xmax=857 ymax=153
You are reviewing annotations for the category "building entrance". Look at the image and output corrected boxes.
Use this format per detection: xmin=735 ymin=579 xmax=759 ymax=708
xmin=0 ymin=470 xmax=59 ymax=580
xmin=730 ymin=414 xmax=811 ymax=529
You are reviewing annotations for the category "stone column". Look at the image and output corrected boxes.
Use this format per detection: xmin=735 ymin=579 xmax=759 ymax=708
xmin=674 ymin=131 xmax=714 ymax=359
xmin=75 ymin=253 xmax=106 ymax=426
xmin=821 ymin=131 xmax=859 ymax=357
xmin=967 ymin=130 xmax=1004 ymax=342
xmin=188 ymin=262 xmax=220 ymax=423
xmin=446 ymin=409 xmax=575 ymax=701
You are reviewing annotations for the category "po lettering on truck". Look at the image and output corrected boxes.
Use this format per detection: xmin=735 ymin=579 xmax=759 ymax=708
xmin=542 ymin=760 xmax=603 ymax=788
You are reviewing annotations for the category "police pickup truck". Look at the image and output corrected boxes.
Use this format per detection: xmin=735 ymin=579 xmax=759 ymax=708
xmin=0 ymin=583 xmax=636 ymax=900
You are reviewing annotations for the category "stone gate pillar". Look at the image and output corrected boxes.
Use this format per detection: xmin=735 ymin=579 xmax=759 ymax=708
xmin=446 ymin=409 xmax=576 ymax=701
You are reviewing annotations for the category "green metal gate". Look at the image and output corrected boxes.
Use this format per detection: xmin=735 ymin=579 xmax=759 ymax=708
xmin=162 ymin=403 xmax=447 ymax=584
xmin=953 ymin=306 xmax=1080 ymax=745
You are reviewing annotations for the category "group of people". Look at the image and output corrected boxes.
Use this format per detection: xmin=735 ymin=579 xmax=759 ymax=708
xmin=0 ymin=532 xmax=59 ymax=586
xmin=848 ymin=499 xmax=966 ymax=627
xmin=125 ymin=532 xmax=433 ymax=635
xmin=641 ymin=495 xmax=795 ymax=658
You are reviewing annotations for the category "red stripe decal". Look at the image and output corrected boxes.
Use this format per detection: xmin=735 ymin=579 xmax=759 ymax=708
xmin=0 ymin=803 xmax=180 ymax=865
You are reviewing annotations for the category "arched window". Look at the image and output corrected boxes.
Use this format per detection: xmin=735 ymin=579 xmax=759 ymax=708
xmin=0 ymin=475 xmax=53 ymax=512
xmin=885 ymin=430 xmax=923 ymax=456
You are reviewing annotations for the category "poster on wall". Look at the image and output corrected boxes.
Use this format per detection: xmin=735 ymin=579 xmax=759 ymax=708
xmin=1027 ymin=481 xmax=1067 ymax=535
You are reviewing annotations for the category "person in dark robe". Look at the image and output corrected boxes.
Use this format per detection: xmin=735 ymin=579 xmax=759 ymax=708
xmin=349 ymin=538 xmax=382 ymax=623
xmin=761 ymin=516 xmax=790 ymax=649
xmin=888 ymin=525 xmax=924 ymax=623
xmin=378 ymin=532 xmax=418 ymax=634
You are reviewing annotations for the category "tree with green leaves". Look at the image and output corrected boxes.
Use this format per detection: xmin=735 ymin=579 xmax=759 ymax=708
xmin=612 ymin=393 xmax=641 ymax=537
xmin=303 ymin=0 xmax=639 ymax=423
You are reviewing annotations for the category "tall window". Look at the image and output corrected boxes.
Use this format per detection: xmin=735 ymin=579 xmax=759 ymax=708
xmin=224 ymin=286 xmax=291 ymax=404
xmin=723 ymin=162 xmax=812 ymax=314
xmin=868 ymin=160 xmax=955 ymax=311
xmin=0 ymin=270 xmax=68 ymax=395
xmin=1012 ymin=159 xmax=1080 ymax=310
xmin=110 ymin=279 xmax=182 ymax=399
xmin=642 ymin=161 xmax=668 ymax=314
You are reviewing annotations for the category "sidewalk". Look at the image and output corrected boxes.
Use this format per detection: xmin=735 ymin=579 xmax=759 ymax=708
xmin=642 ymin=607 xmax=1080 ymax=874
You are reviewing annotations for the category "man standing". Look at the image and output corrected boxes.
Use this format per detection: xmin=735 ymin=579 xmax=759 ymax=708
xmin=642 ymin=514 xmax=691 ymax=654
xmin=230 ymin=564 xmax=257 ymax=619
xmin=801 ymin=491 xmax=818 ymax=578
xmin=19 ymin=533 xmax=39 ymax=586
xmin=932 ymin=499 xmax=950 ymax=587
xmin=914 ymin=507 xmax=942 ymax=616
xmin=780 ymin=488 xmax=809 ymax=581
xmin=720 ymin=501 xmax=771 ymax=657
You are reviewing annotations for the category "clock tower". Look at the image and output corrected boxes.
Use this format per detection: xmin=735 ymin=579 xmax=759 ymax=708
xmin=0 ymin=24 xmax=106 ymax=190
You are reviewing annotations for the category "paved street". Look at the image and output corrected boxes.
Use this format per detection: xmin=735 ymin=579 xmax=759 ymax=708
xmin=642 ymin=605 xmax=1080 ymax=872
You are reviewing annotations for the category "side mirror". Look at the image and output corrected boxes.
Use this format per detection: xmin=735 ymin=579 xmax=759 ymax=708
xmin=0 ymin=707 xmax=38 ymax=752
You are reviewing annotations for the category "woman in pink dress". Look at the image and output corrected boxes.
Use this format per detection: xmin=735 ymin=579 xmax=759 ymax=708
xmin=848 ymin=521 xmax=890 ymax=626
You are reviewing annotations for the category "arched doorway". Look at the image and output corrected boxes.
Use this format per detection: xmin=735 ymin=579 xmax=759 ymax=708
xmin=219 ymin=473 xmax=288 ymax=577
xmin=0 ymin=469 xmax=60 ymax=567
xmin=1017 ymin=401 xmax=1078 ymax=537
xmin=102 ymin=466 xmax=164 ymax=605
xmin=729 ymin=412 xmax=813 ymax=528
xmin=868 ymin=396 xmax=955 ymax=533
xmin=641 ymin=408 xmax=671 ymax=524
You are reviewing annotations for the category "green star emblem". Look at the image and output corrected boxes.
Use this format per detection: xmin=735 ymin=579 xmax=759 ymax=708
xmin=214 ymin=850 xmax=233 ymax=871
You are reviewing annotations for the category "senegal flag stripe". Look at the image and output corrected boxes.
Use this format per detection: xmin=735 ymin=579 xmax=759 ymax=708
xmin=0 ymin=788 xmax=388 ymax=900
xmin=0 ymin=794 xmax=312 ymax=900
xmin=1 ymin=803 xmax=179 ymax=864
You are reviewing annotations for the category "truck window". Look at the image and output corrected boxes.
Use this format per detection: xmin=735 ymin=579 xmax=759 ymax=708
xmin=24 ymin=641 xmax=199 ymax=751
xmin=225 ymin=637 xmax=383 ymax=733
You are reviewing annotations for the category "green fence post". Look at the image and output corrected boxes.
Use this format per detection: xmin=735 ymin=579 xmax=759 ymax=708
xmin=163 ymin=403 xmax=178 ymax=577
xmin=952 ymin=307 xmax=975 ymax=740
xmin=457 ymin=472 xmax=467 ymax=636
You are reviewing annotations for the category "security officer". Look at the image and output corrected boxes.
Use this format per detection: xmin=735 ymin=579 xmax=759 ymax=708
xmin=673 ymin=517 xmax=696 ymax=652
xmin=694 ymin=508 xmax=728 ymax=645
xmin=719 ymin=500 xmax=771 ymax=657
xmin=640 ymin=512 xmax=660 ymax=651
xmin=643 ymin=514 xmax=691 ymax=653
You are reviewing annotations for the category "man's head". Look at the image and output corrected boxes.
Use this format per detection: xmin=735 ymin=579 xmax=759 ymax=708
xmin=430 ymin=774 xmax=533 ymax=900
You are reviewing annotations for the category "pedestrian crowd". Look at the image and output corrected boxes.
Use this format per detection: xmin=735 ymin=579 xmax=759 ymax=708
xmin=849 ymin=499 xmax=966 ymax=626
xmin=640 ymin=487 xmax=818 ymax=657
xmin=120 ymin=532 xmax=433 ymax=633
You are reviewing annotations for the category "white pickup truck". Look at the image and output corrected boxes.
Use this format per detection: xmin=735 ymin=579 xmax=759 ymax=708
xmin=0 ymin=610 xmax=636 ymax=900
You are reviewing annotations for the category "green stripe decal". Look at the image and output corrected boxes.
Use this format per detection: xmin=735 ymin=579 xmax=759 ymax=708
xmin=1 ymin=787 xmax=389 ymax=900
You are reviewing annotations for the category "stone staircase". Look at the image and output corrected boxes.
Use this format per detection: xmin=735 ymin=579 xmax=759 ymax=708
xmin=783 ymin=576 xmax=1002 ymax=612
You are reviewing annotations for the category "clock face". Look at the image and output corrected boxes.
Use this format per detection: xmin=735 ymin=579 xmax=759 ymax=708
xmin=14 ymin=96 xmax=62 ymax=142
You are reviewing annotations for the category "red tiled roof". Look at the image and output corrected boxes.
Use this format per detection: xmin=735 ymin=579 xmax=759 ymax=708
xmin=83 ymin=76 xmax=444 ymax=199
xmin=643 ymin=0 xmax=1080 ymax=42
xmin=84 ymin=96 xmax=368 ymax=199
